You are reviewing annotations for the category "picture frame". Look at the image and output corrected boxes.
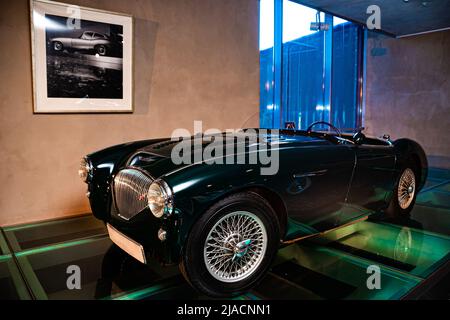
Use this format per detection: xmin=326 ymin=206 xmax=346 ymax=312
xmin=30 ymin=0 xmax=133 ymax=113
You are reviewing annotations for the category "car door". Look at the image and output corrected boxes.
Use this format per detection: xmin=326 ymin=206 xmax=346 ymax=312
xmin=344 ymin=144 xmax=396 ymax=218
xmin=281 ymin=142 xmax=356 ymax=233
xmin=72 ymin=32 xmax=93 ymax=49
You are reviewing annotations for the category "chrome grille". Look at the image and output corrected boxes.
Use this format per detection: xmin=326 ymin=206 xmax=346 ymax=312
xmin=113 ymin=168 xmax=152 ymax=220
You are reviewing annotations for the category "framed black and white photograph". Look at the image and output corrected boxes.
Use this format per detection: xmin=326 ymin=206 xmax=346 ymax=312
xmin=30 ymin=0 xmax=133 ymax=113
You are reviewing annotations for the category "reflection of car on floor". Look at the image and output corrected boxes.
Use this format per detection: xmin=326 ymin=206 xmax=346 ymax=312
xmin=79 ymin=121 xmax=428 ymax=297
xmin=50 ymin=31 xmax=122 ymax=56
xmin=46 ymin=55 xmax=123 ymax=99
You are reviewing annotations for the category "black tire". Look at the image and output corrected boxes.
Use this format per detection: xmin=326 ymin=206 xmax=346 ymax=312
xmin=180 ymin=192 xmax=280 ymax=297
xmin=385 ymin=161 xmax=419 ymax=218
xmin=96 ymin=45 xmax=107 ymax=56
xmin=53 ymin=41 xmax=63 ymax=51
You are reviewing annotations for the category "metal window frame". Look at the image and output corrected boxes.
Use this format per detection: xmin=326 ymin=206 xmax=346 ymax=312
xmin=323 ymin=13 xmax=333 ymax=125
xmin=273 ymin=0 xmax=283 ymax=128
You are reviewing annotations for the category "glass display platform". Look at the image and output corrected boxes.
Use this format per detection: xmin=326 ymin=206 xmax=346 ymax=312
xmin=0 ymin=168 xmax=449 ymax=300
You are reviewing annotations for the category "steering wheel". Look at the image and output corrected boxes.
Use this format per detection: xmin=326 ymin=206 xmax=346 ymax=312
xmin=306 ymin=121 xmax=341 ymax=136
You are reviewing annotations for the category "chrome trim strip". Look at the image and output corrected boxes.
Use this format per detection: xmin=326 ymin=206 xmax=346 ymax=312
xmin=293 ymin=169 xmax=328 ymax=178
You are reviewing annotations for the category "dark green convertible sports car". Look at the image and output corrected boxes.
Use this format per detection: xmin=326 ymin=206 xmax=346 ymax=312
xmin=79 ymin=122 xmax=427 ymax=297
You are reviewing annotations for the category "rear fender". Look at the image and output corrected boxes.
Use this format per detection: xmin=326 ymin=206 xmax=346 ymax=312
xmin=393 ymin=139 xmax=428 ymax=191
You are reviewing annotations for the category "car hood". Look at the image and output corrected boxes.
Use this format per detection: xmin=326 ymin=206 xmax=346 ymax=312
xmin=125 ymin=132 xmax=329 ymax=179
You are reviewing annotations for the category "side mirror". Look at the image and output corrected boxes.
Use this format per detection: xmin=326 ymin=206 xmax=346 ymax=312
xmin=353 ymin=131 xmax=366 ymax=145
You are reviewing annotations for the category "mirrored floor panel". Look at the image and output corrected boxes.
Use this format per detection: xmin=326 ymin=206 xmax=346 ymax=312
xmin=0 ymin=169 xmax=449 ymax=300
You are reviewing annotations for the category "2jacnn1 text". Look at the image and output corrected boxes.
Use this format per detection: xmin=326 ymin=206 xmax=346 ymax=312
xmin=177 ymin=303 xmax=271 ymax=318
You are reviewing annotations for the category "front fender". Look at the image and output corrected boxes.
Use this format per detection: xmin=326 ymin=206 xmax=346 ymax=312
xmin=86 ymin=138 xmax=166 ymax=220
xmin=52 ymin=38 xmax=70 ymax=46
xmin=163 ymin=163 xmax=284 ymax=252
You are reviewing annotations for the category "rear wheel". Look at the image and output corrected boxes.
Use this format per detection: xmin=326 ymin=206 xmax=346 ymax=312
xmin=180 ymin=192 xmax=280 ymax=297
xmin=386 ymin=163 xmax=418 ymax=217
xmin=96 ymin=45 xmax=107 ymax=56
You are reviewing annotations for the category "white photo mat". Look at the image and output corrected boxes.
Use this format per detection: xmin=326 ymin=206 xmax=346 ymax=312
xmin=30 ymin=0 xmax=133 ymax=113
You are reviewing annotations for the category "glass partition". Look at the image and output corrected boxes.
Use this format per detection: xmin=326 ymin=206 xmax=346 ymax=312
xmin=332 ymin=19 xmax=360 ymax=131
xmin=259 ymin=0 xmax=276 ymax=128
xmin=259 ymin=0 xmax=364 ymax=131
xmin=281 ymin=1 xmax=326 ymax=130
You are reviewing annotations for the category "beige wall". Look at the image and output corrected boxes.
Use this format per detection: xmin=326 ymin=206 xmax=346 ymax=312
xmin=0 ymin=0 xmax=259 ymax=226
xmin=365 ymin=30 xmax=450 ymax=168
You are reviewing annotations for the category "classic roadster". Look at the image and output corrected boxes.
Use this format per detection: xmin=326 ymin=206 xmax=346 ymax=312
xmin=50 ymin=31 xmax=119 ymax=56
xmin=79 ymin=122 xmax=427 ymax=297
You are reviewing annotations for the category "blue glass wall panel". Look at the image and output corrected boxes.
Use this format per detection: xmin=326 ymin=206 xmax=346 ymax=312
xmin=259 ymin=0 xmax=363 ymax=131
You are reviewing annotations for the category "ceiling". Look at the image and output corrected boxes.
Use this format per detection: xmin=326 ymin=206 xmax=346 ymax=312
xmin=294 ymin=0 xmax=450 ymax=37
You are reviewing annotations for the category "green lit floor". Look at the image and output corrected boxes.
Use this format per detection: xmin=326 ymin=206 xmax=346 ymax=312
xmin=0 ymin=168 xmax=449 ymax=300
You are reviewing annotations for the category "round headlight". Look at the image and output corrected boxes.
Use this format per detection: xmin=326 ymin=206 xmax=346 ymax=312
xmin=78 ymin=157 xmax=92 ymax=183
xmin=147 ymin=180 xmax=173 ymax=218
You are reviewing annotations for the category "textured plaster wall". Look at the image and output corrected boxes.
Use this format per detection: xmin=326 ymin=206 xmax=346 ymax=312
xmin=0 ymin=0 xmax=259 ymax=226
xmin=365 ymin=30 xmax=450 ymax=167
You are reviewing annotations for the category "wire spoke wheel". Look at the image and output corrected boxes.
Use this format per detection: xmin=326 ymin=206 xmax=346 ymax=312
xmin=394 ymin=227 xmax=412 ymax=262
xmin=398 ymin=168 xmax=416 ymax=210
xmin=203 ymin=211 xmax=267 ymax=283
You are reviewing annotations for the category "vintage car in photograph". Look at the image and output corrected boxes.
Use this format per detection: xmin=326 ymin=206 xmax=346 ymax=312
xmin=79 ymin=122 xmax=428 ymax=297
xmin=50 ymin=30 xmax=120 ymax=56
